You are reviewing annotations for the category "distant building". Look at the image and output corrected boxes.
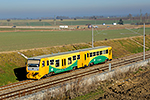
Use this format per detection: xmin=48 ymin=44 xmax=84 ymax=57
xmin=93 ymin=26 xmax=98 ymax=28
xmin=88 ymin=25 xmax=92 ymax=28
xmin=59 ymin=26 xmax=68 ymax=29
xmin=112 ymin=23 xmax=117 ymax=25
xmin=102 ymin=23 xmax=105 ymax=25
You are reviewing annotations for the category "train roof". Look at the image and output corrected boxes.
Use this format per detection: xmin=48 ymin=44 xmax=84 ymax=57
xmin=28 ymin=46 xmax=111 ymax=60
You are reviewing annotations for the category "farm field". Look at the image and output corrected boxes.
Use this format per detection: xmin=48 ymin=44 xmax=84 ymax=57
xmin=0 ymin=27 xmax=150 ymax=52
xmin=0 ymin=19 xmax=142 ymax=26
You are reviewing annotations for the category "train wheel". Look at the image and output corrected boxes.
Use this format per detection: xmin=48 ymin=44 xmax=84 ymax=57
xmin=84 ymin=65 xmax=87 ymax=68
xmin=47 ymin=72 xmax=54 ymax=77
xmin=45 ymin=74 xmax=48 ymax=77
xmin=90 ymin=62 xmax=94 ymax=66
xmin=105 ymin=59 xmax=108 ymax=63
xmin=72 ymin=67 xmax=76 ymax=71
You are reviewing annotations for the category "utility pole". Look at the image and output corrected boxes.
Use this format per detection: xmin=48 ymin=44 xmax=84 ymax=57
xmin=92 ymin=27 xmax=94 ymax=48
xmin=54 ymin=15 xmax=56 ymax=25
xmin=140 ymin=9 xmax=142 ymax=22
xmin=143 ymin=23 xmax=145 ymax=60
xmin=125 ymin=23 xmax=146 ymax=61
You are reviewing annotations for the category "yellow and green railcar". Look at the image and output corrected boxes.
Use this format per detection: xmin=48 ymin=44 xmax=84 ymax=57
xmin=26 ymin=46 xmax=112 ymax=79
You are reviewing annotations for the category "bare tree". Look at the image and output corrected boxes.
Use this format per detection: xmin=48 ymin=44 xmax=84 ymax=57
xmin=39 ymin=19 xmax=42 ymax=21
xmin=7 ymin=19 xmax=11 ymax=26
xmin=149 ymin=14 xmax=150 ymax=22
xmin=128 ymin=14 xmax=132 ymax=20
xmin=140 ymin=14 xmax=142 ymax=22
xmin=7 ymin=19 xmax=11 ymax=22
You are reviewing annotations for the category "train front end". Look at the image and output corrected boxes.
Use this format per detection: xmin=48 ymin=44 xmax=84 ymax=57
xmin=26 ymin=59 xmax=42 ymax=79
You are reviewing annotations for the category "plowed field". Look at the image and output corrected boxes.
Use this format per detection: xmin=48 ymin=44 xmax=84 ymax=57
xmin=97 ymin=66 xmax=150 ymax=100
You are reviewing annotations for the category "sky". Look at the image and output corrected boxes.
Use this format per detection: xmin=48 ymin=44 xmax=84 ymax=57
xmin=0 ymin=0 xmax=150 ymax=19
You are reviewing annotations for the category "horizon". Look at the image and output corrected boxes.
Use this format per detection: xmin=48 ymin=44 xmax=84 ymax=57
xmin=0 ymin=0 xmax=149 ymax=19
xmin=0 ymin=13 xmax=147 ymax=20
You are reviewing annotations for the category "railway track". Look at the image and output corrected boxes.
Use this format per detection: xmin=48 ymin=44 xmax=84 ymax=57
xmin=0 ymin=52 xmax=150 ymax=100
xmin=0 ymin=80 xmax=34 ymax=92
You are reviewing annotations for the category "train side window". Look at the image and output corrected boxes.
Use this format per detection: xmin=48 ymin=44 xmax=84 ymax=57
xmin=103 ymin=50 xmax=106 ymax=54
xmin=93 ymin=52 xmax=96 ymax=56
xmin=56 ymin=60 xmax=59 ymax=67
xmin=87 ymin=53 xmax=89 ymax=58
xmin=64 ymin=59 xmax=66 ymax=66
xmin=97 ymin=51 xmax=99 ymax=55
xmin=77 ymin=55 xmax=80 ymax=60
xmin=68 ymin=57 xmax=72 ymax=65
xmin=106 ymin=49 xmax=108 ymax=54
xmin=47 ymin=60 xmax=49 ymax=66
xmin=100 ymin=51 xmax=102 ymax=55
xmin=90 ymin=53 xmax=92 ymax=57
xmin=62 ymin=59 xmax=64 ymax=66
xmin=85 ymin=54 xmax=86 ymax=60
xmin=42 ymin=61 xmax=45 ymax=67
xmin=50 ymin=59 xmax=54 ymax=65
xmin=73 ymin=55 xmax=76 ymax=60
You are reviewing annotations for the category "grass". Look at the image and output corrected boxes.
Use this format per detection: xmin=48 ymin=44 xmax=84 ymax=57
xmin=0 ymin=28 xmax=53 ymax=31
xmin=0 ymin=63 xmax=18 ymax=86
xmin=72 ymin=89 xmax=104 ymax=100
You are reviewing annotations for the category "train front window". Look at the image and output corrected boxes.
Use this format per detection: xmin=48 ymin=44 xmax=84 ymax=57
xmin=28 ymin=60 xmax=40 ymax=67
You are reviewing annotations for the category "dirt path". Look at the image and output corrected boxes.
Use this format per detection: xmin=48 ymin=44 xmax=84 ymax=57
xmin=0 ymin=25 xmax=144 ymax=33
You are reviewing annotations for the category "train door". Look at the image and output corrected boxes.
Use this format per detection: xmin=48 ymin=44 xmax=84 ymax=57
xmin=83 ymin=51 xmax=90 ymax=66
xmin=77 ymin=52 xmax=83 ymax=68
xmin=62 ymin=58 xmax=66 ymax=69
xmin=78 ymin=51 xmax=90 ymax=68
xmin=40 ymin=58 xmax=49 ymax=76
xmin=46 ymin=59 xmax=50 ymax=74
xmin=108 ymin=47 xmax=112 ymax=60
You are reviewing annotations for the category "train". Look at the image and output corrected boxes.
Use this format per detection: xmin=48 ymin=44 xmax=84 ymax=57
xmin=26 ymin=46 xmax=112 ymax=79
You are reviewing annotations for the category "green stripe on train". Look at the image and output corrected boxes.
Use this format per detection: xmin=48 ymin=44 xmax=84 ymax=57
xmin=89 ymin=55 xmax=108 ymax=64
xmin=49 ymin=61 xmax=77 ymax=73
xmin=48 ymin=55 xmax=107 ymax=74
